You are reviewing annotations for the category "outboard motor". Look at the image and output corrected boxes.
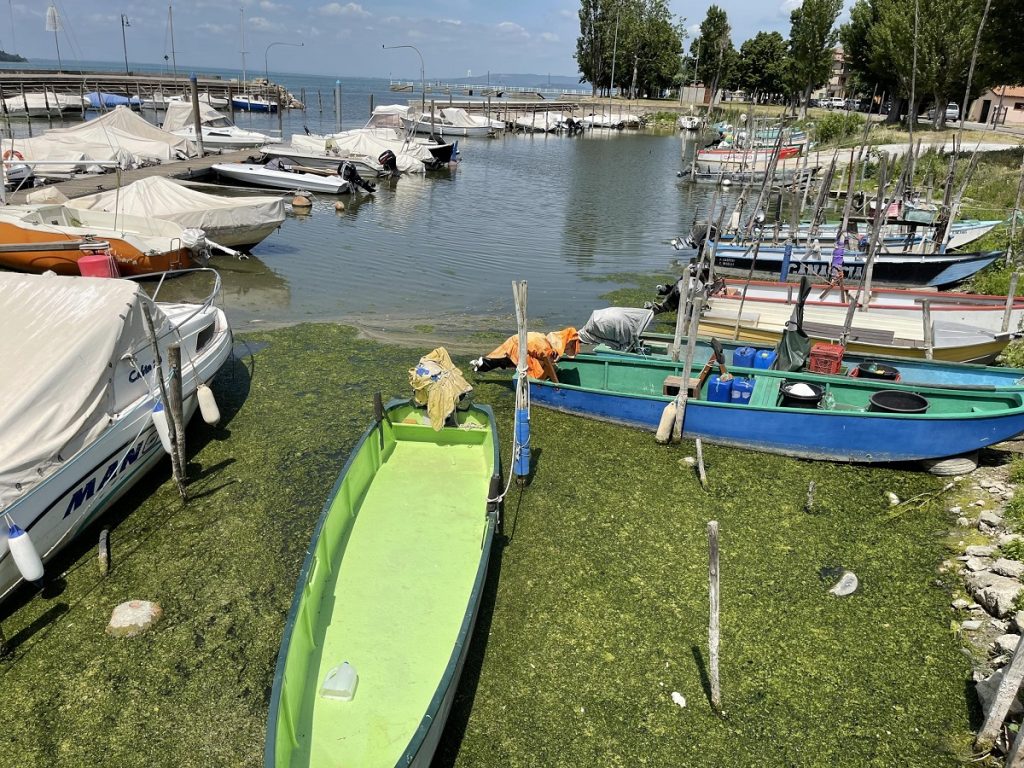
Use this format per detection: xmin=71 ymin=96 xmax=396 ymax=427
xmin=377 ymin=149 xmax=398 ymax=176
xmin=338 ymin=161 xmax=377 ymax=193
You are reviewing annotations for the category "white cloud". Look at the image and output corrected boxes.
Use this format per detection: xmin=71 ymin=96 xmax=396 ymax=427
xmin=780 ymin=0 xmax=802 ymax=11
xmin=440 ymin=18 xmax=462 ymax=26
xmin=319 ymin=2 xmax=370 ymax=18
xmin=248 ymin=16 xmax=282 ymax=31
xmin=540 ymin=32 xmax=559 ymax=43
xmin=259 ymin=0 xmax=289 ymax=11
xmin=199 ymin=22 xmax=231 ymax=35
xmin=497 ymin=21 xmax=530 ymax=39
xmin=559 ymin=9 xmax=575 ymax=18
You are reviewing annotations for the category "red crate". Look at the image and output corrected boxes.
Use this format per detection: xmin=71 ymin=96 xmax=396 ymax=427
xmin=808 ymin=342 xmax=844 ymax=375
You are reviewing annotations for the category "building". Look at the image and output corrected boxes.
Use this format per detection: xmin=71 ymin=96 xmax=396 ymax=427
xmin=968 ymin=86 xmax=1024 ymax=127
xmin=812 ymin=46 xmax=850 ymax=102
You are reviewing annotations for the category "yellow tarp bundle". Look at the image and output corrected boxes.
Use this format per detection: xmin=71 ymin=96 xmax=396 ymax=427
xmin=409 ymin=347 xmax=473 ymax=430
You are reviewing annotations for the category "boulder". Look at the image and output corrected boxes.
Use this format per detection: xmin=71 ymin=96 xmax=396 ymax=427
xmin=976 ymin=668 xmax=1024 ymax=719
xmin=962 ymin=620 xmax=983 ymax=631
xmin=952 ymin=597 xmax=972 ymax=610
xmin=993 ymin=559 xmax=1024 ymax=580
xmin=996 ymin=634 xmax=1021 ymax=655
xmin=965 ymin=557 xmax=993 ymax=572
xmin=966 ymin=544 xmax=998 ymax=557
xmin=106 ymin=600 xmax=163 ymax=638
xmin=965 ymin=571 xmax=1024 ymax=618
xmin=980 ymin=510 xmax=1004 ymax=527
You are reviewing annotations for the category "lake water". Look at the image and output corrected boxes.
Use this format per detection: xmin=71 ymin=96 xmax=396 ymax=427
xmin=2 ymin=66 xmax=738 ymax=333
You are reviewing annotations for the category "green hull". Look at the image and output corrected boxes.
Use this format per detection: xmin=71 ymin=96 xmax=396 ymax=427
xmin=266 ymin=400 xmax=500 ymax=768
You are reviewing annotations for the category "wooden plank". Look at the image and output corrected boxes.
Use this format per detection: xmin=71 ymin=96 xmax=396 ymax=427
xmin=802 ymin=320 xmax=896 ymax=345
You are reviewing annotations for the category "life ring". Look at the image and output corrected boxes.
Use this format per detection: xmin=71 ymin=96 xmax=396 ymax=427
xmin=3 ymin=149 xmax=24 ymax=166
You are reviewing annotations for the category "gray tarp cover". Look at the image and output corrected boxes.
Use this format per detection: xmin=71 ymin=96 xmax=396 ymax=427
xmin=577 ymin=307 xmax=655 ymax=350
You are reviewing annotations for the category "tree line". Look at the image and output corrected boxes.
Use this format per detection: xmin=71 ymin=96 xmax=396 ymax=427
xmin=575 ymin=0 xmax=1024 ymax=127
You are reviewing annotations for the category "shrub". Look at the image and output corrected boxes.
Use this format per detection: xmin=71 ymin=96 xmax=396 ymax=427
xmin=815 ymin=112 xmax=865 ymax=145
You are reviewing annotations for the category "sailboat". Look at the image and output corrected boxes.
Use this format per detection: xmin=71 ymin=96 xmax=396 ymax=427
xmin=233 ymin=8 xmax=277 ymax=113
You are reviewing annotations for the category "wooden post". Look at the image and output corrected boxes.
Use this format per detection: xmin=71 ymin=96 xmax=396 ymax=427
xmin=430 ymin=99 xmax=436 ymax=134
xmin=168 ymin=344 xmax=187 ymax=474
xmin=977 ymin=636 xmax=1024 ymax=751
xmin=922 ymin=300 xmax=933 ymax=360
xmin=98 ymin=527 xmax=110 ymax=576
xmin=1002 ymin=272 xmax=1020 ymax=333
xmin=189 ymin=74 xmax=204 ymax=157
xmin=79 ymin=80 xmax=86 ymax=119
xmin=695 ymin=437 xmax=708 ymax=489
xmin=141 ymin=305 xmax=187 ymax=500
xmin=708 ymin=520 xmax=721 ymax=713
xmin=369 ymin=93 xmax=374 ymax=115
xmin=805 ymin=480 xmax=816 ymax=512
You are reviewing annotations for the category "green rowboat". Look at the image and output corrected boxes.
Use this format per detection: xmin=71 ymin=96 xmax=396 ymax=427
xmin=265 ymin=399 xmax=501 ymax=768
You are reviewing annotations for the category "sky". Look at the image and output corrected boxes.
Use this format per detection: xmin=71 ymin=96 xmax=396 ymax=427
xmin=5 ymin=1 xmax=856 ymax=80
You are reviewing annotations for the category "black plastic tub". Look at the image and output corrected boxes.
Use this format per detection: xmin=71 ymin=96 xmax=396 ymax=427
xmin=780 ymin=381 xmax=825 ymax=409
xmin=867 ymin=390 xmax=928 ymax=414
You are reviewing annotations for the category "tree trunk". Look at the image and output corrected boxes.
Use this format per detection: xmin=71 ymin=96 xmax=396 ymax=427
xmin=800 ymin=82 xmax=813 ymax=119
xmin=933 ymin=95 xmax=946 ymax=130
xmin=884 ymin=96 xmax=904 ymax=125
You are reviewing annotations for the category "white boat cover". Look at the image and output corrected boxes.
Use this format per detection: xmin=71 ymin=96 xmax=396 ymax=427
xmin=1 ymin=106 xmax=195 ymax=174
xmin=439 ymin=107 xmax=502 ymax=130
xmin=161 ymin=101 xmax=225 ymax=132
xmin=577 ymin=307 xmax=654 ymax=350
xmin=0 ymin=273 xmax=170 ymax=507
xmin=66 ymin=177 xmax=286 ymax=238
xmin=287 ymin=132 xmax=425 ymax=174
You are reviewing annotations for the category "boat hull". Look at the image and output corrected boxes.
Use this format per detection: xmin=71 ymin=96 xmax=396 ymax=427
xmin=265 ymin=401 xmax=500 ymax=768
xmin=212 ymin=163 xmax=350 ymax=194
xmin=0 ymin=300 xmax=233 ymax=602
xmin=529 ymin=359 xmax=1024 ymax=462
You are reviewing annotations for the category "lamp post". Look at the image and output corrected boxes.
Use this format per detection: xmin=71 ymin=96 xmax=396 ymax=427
xmin=120 ymin=14 xmax=130 ymax=74
xmin=383 ymin=43 xmax=425 ymax=111
xmin=265 ymin=40 xmax=304 ymax=101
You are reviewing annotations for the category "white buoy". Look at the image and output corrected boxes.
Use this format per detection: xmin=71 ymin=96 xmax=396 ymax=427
xmin=721 ymin=178 xmax=732 ymax=187
xmin=151 ymin=401 xmax=173 ymax=455
xmin=7 ymin=522 xmax=44 ymax=582
xmin=291 ymin=195 xmax=312 ymax=209
xmin=197 ymin=383 xmax=221 ymax=426
xmin=656 ymin=401 xmax=677 ymax=444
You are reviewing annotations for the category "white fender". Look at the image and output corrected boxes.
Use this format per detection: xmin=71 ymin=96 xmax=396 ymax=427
xmin=151 ymin=402 xmax=173 ymax=455
xmin=655 ymin=401 xmax=676 ymax=445
xmin=7 ymin=523 xmax=44 ymax=582
xmin=197 ymin=384 xmax=221 ymax=426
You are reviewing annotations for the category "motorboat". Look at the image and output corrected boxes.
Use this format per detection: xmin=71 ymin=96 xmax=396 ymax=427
xmin=86 ymin=92 xmax=143 ymax=109
xmin=212 ymin=160 xmax=357 ymax=194
xmin=0 ymin=203 xmax=210 ymax=275
xmin=514 ymin=111 xmax=566 ymax=132
xmin=2 ymin=90 xmax=88 ymax=117
xmin=357 ymin=104 xmax=458 ymax=164
xmin=232 ymin=94 xmax=277 ymax=113
xmin=0 ymin=269 xmax=233 ymax=603
xmin=261 ymin=130 xmax=447 ymax=175
xmin=162 ymin=102 xmax=280 ymax=149
xmin=400 ymin=106 xmax=503 ymax=138
xmin=67 ymin=176 xmax=286 ymax=251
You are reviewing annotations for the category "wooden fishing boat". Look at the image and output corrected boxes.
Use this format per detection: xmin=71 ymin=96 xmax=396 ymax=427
xmin=603 ymin=332 xmax=1024 ymax=389
xmin=529 ymin=354 xmax=1024 ymax=463
xmin=0 ymin=204 xmax=203 ymax=275
xmin=699 ymin=277 xmax=1024 ymax=335
xmin=265 ymin=399 xmax=501 ymax=768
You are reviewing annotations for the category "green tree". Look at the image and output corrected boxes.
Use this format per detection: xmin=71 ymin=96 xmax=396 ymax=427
xmin=575 ymin=0 xmax=612 ymax=96
xmin=788 ymin=0 xmax=843 ymax=117
xmin=736 ymin=31 xmax=790 ymax=98
xmin=689 ymin=5 xmax=735 ymax=103
xmin=980 ymin=0 xmax=1024 ymax=87
xmin=840 ymin=0 xmax=897 ymax=98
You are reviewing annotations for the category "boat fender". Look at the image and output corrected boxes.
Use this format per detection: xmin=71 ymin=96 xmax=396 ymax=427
xmin=655 ymin=401 xmax=676 ymax=444
xmin=197 ymin=384 xmax=221 ymax=426
xmin=151 ymin=401 xmax=173 ymax=455
xmin=334 ymin=200 xmax=346 ymax=212
xmin=6 ymin=522 xmax=44 ymax=583
xmin=291 ymin=195 xmax=312 ymax=208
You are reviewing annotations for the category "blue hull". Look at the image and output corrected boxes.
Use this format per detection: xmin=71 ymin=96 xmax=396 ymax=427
xmin=232 ymin=98 xmax=276 ymax=113
xmin=530 ymin=381 xmax=1024 ymax=463
xmin=86 ymin=92 xmax=142 ymax=108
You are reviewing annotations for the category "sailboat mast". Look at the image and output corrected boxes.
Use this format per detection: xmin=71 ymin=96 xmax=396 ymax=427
xmin=169 ymin=4 xmax=178 ymax=81
xmin=240 ymin=7 xmax=247 ymax=93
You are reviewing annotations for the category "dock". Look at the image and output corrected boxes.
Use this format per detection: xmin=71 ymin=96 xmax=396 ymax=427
xmin=7 ymin=148 xmax=258 ymax=204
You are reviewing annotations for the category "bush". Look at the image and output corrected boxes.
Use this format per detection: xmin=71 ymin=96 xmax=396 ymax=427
xmin=815 ymin=111 xmax=865 ymax=144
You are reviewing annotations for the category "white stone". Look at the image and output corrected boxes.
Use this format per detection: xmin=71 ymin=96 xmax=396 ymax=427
xmin=965 ymin=571 xmax=1024 ymax=618
xmin=106 ymin=600 xmax=163 ymax=638
xmin=683 ymin=456 xmax=696 ymax=466
xmin=1012 ymin=611 xmax=1024 ymax=633
xmin=967 ymin=545 xmax=997 ymax=557
xmin=993 ymin=559 xmax=1024 ymax=579
xmin=976 ymin=668 xmax=1024 ymax=719
xmin=972 ymin=500 xmax=987 ymax=508
xmin=996 ymin=634 xmax=1021 ymax=654
xmin=949 ymin=506 xmax=963 ymax=515
xmin=886 ymin=491 xmax=900 ymax=506
xmin=980 ymin=510 xmax=1004 ymax=527
xmin=957 ymin=517 xmax=972 ymax=528
xmin=952 ymin=598 xmax=972 ymax=610
xmin=966 ymin=557 xmax=993 ymax=572
xmin=671 ymin=691 xmax=686 ymax=708
xmin=961 ymin=620 xmax=983 ymax=631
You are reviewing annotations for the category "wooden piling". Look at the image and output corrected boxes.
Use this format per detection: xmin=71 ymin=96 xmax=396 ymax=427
xmin=708 ymin=520 xmax=721 ymax=713
xmin=1003 ymin=272 xmax=1020 ymax=333
xmin=168 ymin=344 xmax=187 ymax=476
xmin=977 ymin=634 xmax=1024 ymax=751
xmin=142 ymin=306 xmax=187 ymax=500
xmin=98 ymin=527 xmax=110 ymax=576
xmin=922 ymin=300 xmax=933 ymax=360
xmin=695 ymin=438 xmax=708 ymax=489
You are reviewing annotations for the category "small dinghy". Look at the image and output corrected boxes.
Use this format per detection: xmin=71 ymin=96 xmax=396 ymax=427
xmin=212 ymin=160 xmax=354 ymax=194
xmin=265 ymin=396 xmax=500 ymax=767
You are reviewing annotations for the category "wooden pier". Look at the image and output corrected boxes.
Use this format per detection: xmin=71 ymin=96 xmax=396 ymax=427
xmin=7 ymin=148 xmax=258 ymax=204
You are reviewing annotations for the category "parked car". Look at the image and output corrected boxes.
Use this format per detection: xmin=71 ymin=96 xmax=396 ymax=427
xmin=924 ymin=102 xmax=960 ymax=121
xmin=828 ymin=97 xmax=846 ymax=109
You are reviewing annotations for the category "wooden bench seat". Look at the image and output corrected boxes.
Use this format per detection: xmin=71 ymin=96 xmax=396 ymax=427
xmin=749 ymin=377 xmax=783 ymax=408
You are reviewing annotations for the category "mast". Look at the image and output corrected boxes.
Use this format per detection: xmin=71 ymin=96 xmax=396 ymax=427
xmin=45 ymin=5 xmax=61 ymax=72
xmin=169 ymin=5 xmax=178 ymax=81
xmin=240 ymin=7 xmax=247 ymax=95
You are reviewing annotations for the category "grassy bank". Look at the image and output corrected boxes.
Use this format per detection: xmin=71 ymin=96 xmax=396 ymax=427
xmin=0 ymin=322 xmax=981 ymax=767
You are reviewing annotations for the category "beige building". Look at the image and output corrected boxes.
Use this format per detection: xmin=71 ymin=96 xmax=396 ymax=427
xmin=812 ymin=46 xmax=850 ymax=101
xmin=968 ymin=86 xmax=1024 ymax=127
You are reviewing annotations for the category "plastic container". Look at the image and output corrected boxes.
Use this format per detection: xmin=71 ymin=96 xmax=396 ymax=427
xmin=855 ymin=361 xmax=900 ymax=381
xmin=732 ymin=347 xmax=756 ymax=368
xmin=77 ymin=251 xmax=120 ymax=278
xmin=321 ymin=661 xmax=358 ymax=701
xmin=730 ymin=378 xmax=754 ymax=405
xmin=867 ymin=390 xmax=928 ymax=414
xmin=753 ymin=349 xmax=778 ymax=369
xmin=779 ymin=381 xmax=825 ymax=409
xmin=808 ymin=343 xmax=844 ymax=375
xmin=706 ymin=374 xmax=733 ymax=403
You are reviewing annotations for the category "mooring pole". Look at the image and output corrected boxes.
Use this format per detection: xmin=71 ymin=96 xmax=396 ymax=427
xmin=1002 ymin=272 xmax=1020 ymax=333
xmin=708 ymin=520 xmax=721 ymax=713
xmin=189 ymin=74 xmax=204 ymax=157
xmin=334 ymin=79 xmax=341 ymax=132
xmin=168 ymin=344 xmax=187 ymax=475
xmin=142 ymin=305 xmax=187 ymax=500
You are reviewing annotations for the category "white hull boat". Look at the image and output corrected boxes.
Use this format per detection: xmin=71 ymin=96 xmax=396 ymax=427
xmin=213 ymin=162 xmax=352 ymax=194
xmin=2 ymin=91 xmax=88 ymax=117
xmin=163 ymin=102 xmax=279 ymax=150
xmin=678 ymin=115 xmax=701 ymax=130
xmin=0 ymin=270 xmax=233 ymax=603
xmin=232 ymin=94 xmax=277 ymax=113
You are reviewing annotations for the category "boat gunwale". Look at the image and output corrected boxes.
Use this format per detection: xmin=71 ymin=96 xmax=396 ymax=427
xmin=264 ymin=399 xmax=501 ymax=768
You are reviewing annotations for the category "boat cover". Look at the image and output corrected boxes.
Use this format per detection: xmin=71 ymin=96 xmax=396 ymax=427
xmin=67 ymin=177 xmax=286 ymax=237
xmin=0 ymin=273 xmax=170 ymax=507
xmin=578 ymin=307 xmax=655 ymax=351
xmin=1 ymin=106 xmax=194 ymax=173
xmin=326 ymin=133 xmax=427 ymax=173
xmin=409 ymin=347 xmax=473 ymax=430
xmin=161 ymin=101 xmax=225 ymax=133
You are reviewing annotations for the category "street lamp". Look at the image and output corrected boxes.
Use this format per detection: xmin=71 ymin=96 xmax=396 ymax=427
xmin=120 ymin=14 xmax=130 ymax=75
xmin=383 ymin=43 xmax=425 ymax=111
xmin=265 ymin=40 xmax=304 ymax=102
